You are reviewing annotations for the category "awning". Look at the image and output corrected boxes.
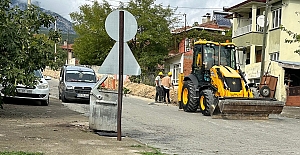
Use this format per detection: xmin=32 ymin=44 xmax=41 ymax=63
xmin=276 ymin=60 xmax=300 ymax=69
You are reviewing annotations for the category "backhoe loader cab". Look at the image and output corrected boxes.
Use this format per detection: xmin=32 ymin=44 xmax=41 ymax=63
xmin=178 ymin=40 xmax=284 ymax=119
xmin=193 ymin=41 xmax=237 ymax=82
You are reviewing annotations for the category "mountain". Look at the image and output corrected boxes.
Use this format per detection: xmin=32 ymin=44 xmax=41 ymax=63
xmin=10 ymin=0 xmax=76 ymax=34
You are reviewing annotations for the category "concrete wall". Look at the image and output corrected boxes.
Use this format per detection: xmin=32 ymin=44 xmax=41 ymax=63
xmin=245 ymin=61 xmax=286 ymax=101
xmin=233 ymin=33 xmax=264 ymax=47
xmin=278 ymin=0 xmax=300 ymax=61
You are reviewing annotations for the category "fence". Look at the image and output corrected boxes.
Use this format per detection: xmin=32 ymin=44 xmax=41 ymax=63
xmin=129 ymin=72 xmax=156 ymax=86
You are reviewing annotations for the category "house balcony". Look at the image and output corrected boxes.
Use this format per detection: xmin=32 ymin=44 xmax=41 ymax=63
xmin=234 ymin=24 xmax=264 ymax=38
xmin=232 ymin=24 xmax=264 ymax=47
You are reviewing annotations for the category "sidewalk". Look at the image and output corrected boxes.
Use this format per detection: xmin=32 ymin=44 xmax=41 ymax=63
xmin=0 ymin=98 xmax=154 ymax=155
xmin=280 ymin=106 xmax=300 ymax=119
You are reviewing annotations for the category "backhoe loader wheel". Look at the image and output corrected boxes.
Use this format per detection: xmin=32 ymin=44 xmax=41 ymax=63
xmin=181 ymin=81 xmax=198 ymax=112
xmin=199 ymin=89 xmax=217 ymax=116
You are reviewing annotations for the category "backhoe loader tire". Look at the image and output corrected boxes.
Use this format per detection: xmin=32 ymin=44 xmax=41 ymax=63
xmin=182 ymin=81 xmax=198 ymax=112
xmin=200 ymin=89 xmax=217 ymax=116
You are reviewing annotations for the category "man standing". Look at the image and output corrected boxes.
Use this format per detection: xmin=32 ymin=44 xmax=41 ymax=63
xmin=161 ymin=72 xmax=173 ymax=103
xmin=155 ymin=72 xmax=164 ymax=102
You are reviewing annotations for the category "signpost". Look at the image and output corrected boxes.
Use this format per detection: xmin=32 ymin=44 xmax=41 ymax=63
xmin=100 ymin=10 xmax=140 ymax=141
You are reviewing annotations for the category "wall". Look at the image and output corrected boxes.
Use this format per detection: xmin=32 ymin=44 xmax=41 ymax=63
xmin=245 ymin=61 xmax=286 ymax=101
xmin=183 ymin=52 xmax=193 ymax=76
xmin=279 ymin=0 xmax=300 ymax=61
xmin=165 ymin=54 xmax=183 ymax=85
xmin=233 ymin=33 xmax=264 ymax=46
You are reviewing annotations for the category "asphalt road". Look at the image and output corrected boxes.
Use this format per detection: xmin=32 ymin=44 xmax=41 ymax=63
xmin=48 ymin=79 xmax=300 ymax=155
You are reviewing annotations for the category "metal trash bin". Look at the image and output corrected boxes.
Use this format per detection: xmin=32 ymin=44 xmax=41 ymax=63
xmin=89 ymin=75 xmax=118 ymax=132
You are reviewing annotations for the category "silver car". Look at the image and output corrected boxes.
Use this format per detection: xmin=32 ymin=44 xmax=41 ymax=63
xmin=58 ymin=65 xmax=97 ymax=102
xmin=0 ymin=70 xmax=51 ymax=106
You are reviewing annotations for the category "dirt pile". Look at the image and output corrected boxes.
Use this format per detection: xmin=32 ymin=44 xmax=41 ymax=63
xmin=43 ymin=69 xmax=60 ymax=79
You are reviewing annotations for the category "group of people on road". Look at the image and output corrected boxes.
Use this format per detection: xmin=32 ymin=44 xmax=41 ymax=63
xmin=155 ymin=72 xmax=173 ymax=103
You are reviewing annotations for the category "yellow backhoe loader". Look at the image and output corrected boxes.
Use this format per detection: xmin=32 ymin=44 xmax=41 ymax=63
xmin=177 ymin=40 xmax=284 ymax=119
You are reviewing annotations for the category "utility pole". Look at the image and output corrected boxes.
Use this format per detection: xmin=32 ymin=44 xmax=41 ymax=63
xmin=66 ymin=28 xmax=69 ymax=65
xmin=27 ymin=0 xmax=31 ymax=6
xmin=183 ymin=13 xmax=187 ymax=53
xmin=54 ymin=16 xmax=57 ymax=62
xmin=260 ymin=0 xmax=269 ymax=82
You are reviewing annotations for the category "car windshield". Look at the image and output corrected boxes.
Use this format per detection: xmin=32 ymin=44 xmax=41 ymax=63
xmin=34 ymin=70 xmax=43 ymax=78
xmin=66 ymin=70 xmax=96 ymax=82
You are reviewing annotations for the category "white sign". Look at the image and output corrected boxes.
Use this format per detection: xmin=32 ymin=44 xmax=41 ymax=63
xmin=105 ymin=10 xmax=137 ymax=42
xmin=99 ymin=10 xmax=141 ymax=75
xmin=98 ymin=43 xmax=141 ymax=75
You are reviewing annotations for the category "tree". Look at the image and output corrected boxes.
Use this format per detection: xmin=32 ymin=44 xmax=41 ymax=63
xmin=70 ymin=1 xmax=114 ymax=65
xmin=125 ymin=0 xmax=175 ymax=72
xmin=70 ymin=0 xmax=176 ymax=72
xmin=0 ymin=0 xmax=62 ymax=108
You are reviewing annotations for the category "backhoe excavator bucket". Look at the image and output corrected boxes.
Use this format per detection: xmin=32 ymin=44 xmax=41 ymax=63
xmin=212 ymin=98 xmax=284 ymax=119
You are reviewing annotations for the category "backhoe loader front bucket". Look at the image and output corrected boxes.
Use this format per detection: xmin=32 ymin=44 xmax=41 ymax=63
xmin=213 ymin=98 xmax=284 ymax=119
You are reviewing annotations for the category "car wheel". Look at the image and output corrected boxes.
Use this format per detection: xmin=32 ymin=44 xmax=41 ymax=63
xmin=61 ymin=92 xmax=68 ymax=103
xmin=41 ymin=97 xmax=49 ymax=106
xmin=58 ymin=90 xmax=61 ymax=99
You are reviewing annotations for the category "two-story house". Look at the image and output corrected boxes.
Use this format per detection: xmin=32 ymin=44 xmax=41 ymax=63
xmin=165 ymin=11 xmax=231 ymax=85
xmin=225 ymin=0 xmax=300 ymax=106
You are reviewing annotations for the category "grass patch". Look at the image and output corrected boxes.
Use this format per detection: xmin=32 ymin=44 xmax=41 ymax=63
xmin=131 ymin=144 xmax=143 ymax=147
xmin=0 ymin=151 xmax=43 ymax=155
xmin=139 ymin=146 xmax=167 ymax=155
xmin=140 ymin=151 xmax=166 ymax=155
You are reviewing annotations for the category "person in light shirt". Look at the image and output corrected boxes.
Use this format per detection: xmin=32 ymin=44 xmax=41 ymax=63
xmin=155 ymin=72 xmax=164 ymax=103
xmin=161 ymin=72 xmax=174 ymax=103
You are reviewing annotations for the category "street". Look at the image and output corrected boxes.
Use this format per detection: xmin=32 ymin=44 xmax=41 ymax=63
xmin=48 ymin=79 xmax=300 ymax=155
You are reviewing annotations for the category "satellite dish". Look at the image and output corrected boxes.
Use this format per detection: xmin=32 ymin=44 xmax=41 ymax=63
xmin=257 ymin=15 xmax=268 ymax=27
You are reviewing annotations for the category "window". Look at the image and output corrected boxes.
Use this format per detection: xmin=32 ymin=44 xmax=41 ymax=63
xmin=256 ymin=50 xmax=261 ymax=63
xmin=246 ymin=52 xmax=250 ymax=65
xmin=270 ymin=52 xmax=279 ymax=61
xmin=272 ymin=8 xmax=281 ymax=28
xmin=172 ymin=63 xmax=181 ymax=85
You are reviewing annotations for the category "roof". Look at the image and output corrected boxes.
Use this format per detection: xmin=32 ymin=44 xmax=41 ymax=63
xmin=171 ymin=11 xmax=231 ymax=34
xmin=194 ymin=39 xmax=219 ymax=45
xmin=65 ymin=65 xmax=95 ymax=72
xmin=61 ymin=44 xmax=74 ymax=50
xmin=171 ymin=25 xmax=226 ymax=34
xmin=224 ymin=0 xmax=265 ymax=12
xmin=276 ymin=60 xmax=300 ymax=69
xmin=213 ymin=11 xmax=232 ymax=28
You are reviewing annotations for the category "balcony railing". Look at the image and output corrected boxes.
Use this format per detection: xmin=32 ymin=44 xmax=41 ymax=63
xmin=234 ymin=24 xmax=264 ymax=37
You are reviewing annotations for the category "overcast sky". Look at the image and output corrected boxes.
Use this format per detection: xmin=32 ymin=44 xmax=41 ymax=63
xmin=25 ymin=0 xmax=245 ymax=26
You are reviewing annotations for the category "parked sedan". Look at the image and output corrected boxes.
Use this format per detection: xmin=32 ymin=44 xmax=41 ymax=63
xmin=0 ymin=70 xmax=51 ymax=106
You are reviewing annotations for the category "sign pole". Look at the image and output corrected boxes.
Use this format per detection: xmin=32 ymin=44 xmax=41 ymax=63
xmin=117 ymin=10 xmax=124 ymax=141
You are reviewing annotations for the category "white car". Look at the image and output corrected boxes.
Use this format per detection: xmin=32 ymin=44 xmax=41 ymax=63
xmin=1 ymin=70 xmax=51 ymax=106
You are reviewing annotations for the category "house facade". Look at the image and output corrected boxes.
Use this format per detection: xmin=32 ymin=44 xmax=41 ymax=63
xmin=61 ymin=41 xmax=78 ymax=65
xmin=225 ymin=0 xmax=300 ymax=105
xmin=165 ymin=11 xmax=231 ymax=85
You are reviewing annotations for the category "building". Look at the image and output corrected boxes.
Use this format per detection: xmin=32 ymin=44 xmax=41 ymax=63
xmin=61 ymin=41 xmax=78 ymax=65
xmin=224 ymin=0 xmax=300 ymax=106
xmin=165 ymin=11 xmax=231 ymax=85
